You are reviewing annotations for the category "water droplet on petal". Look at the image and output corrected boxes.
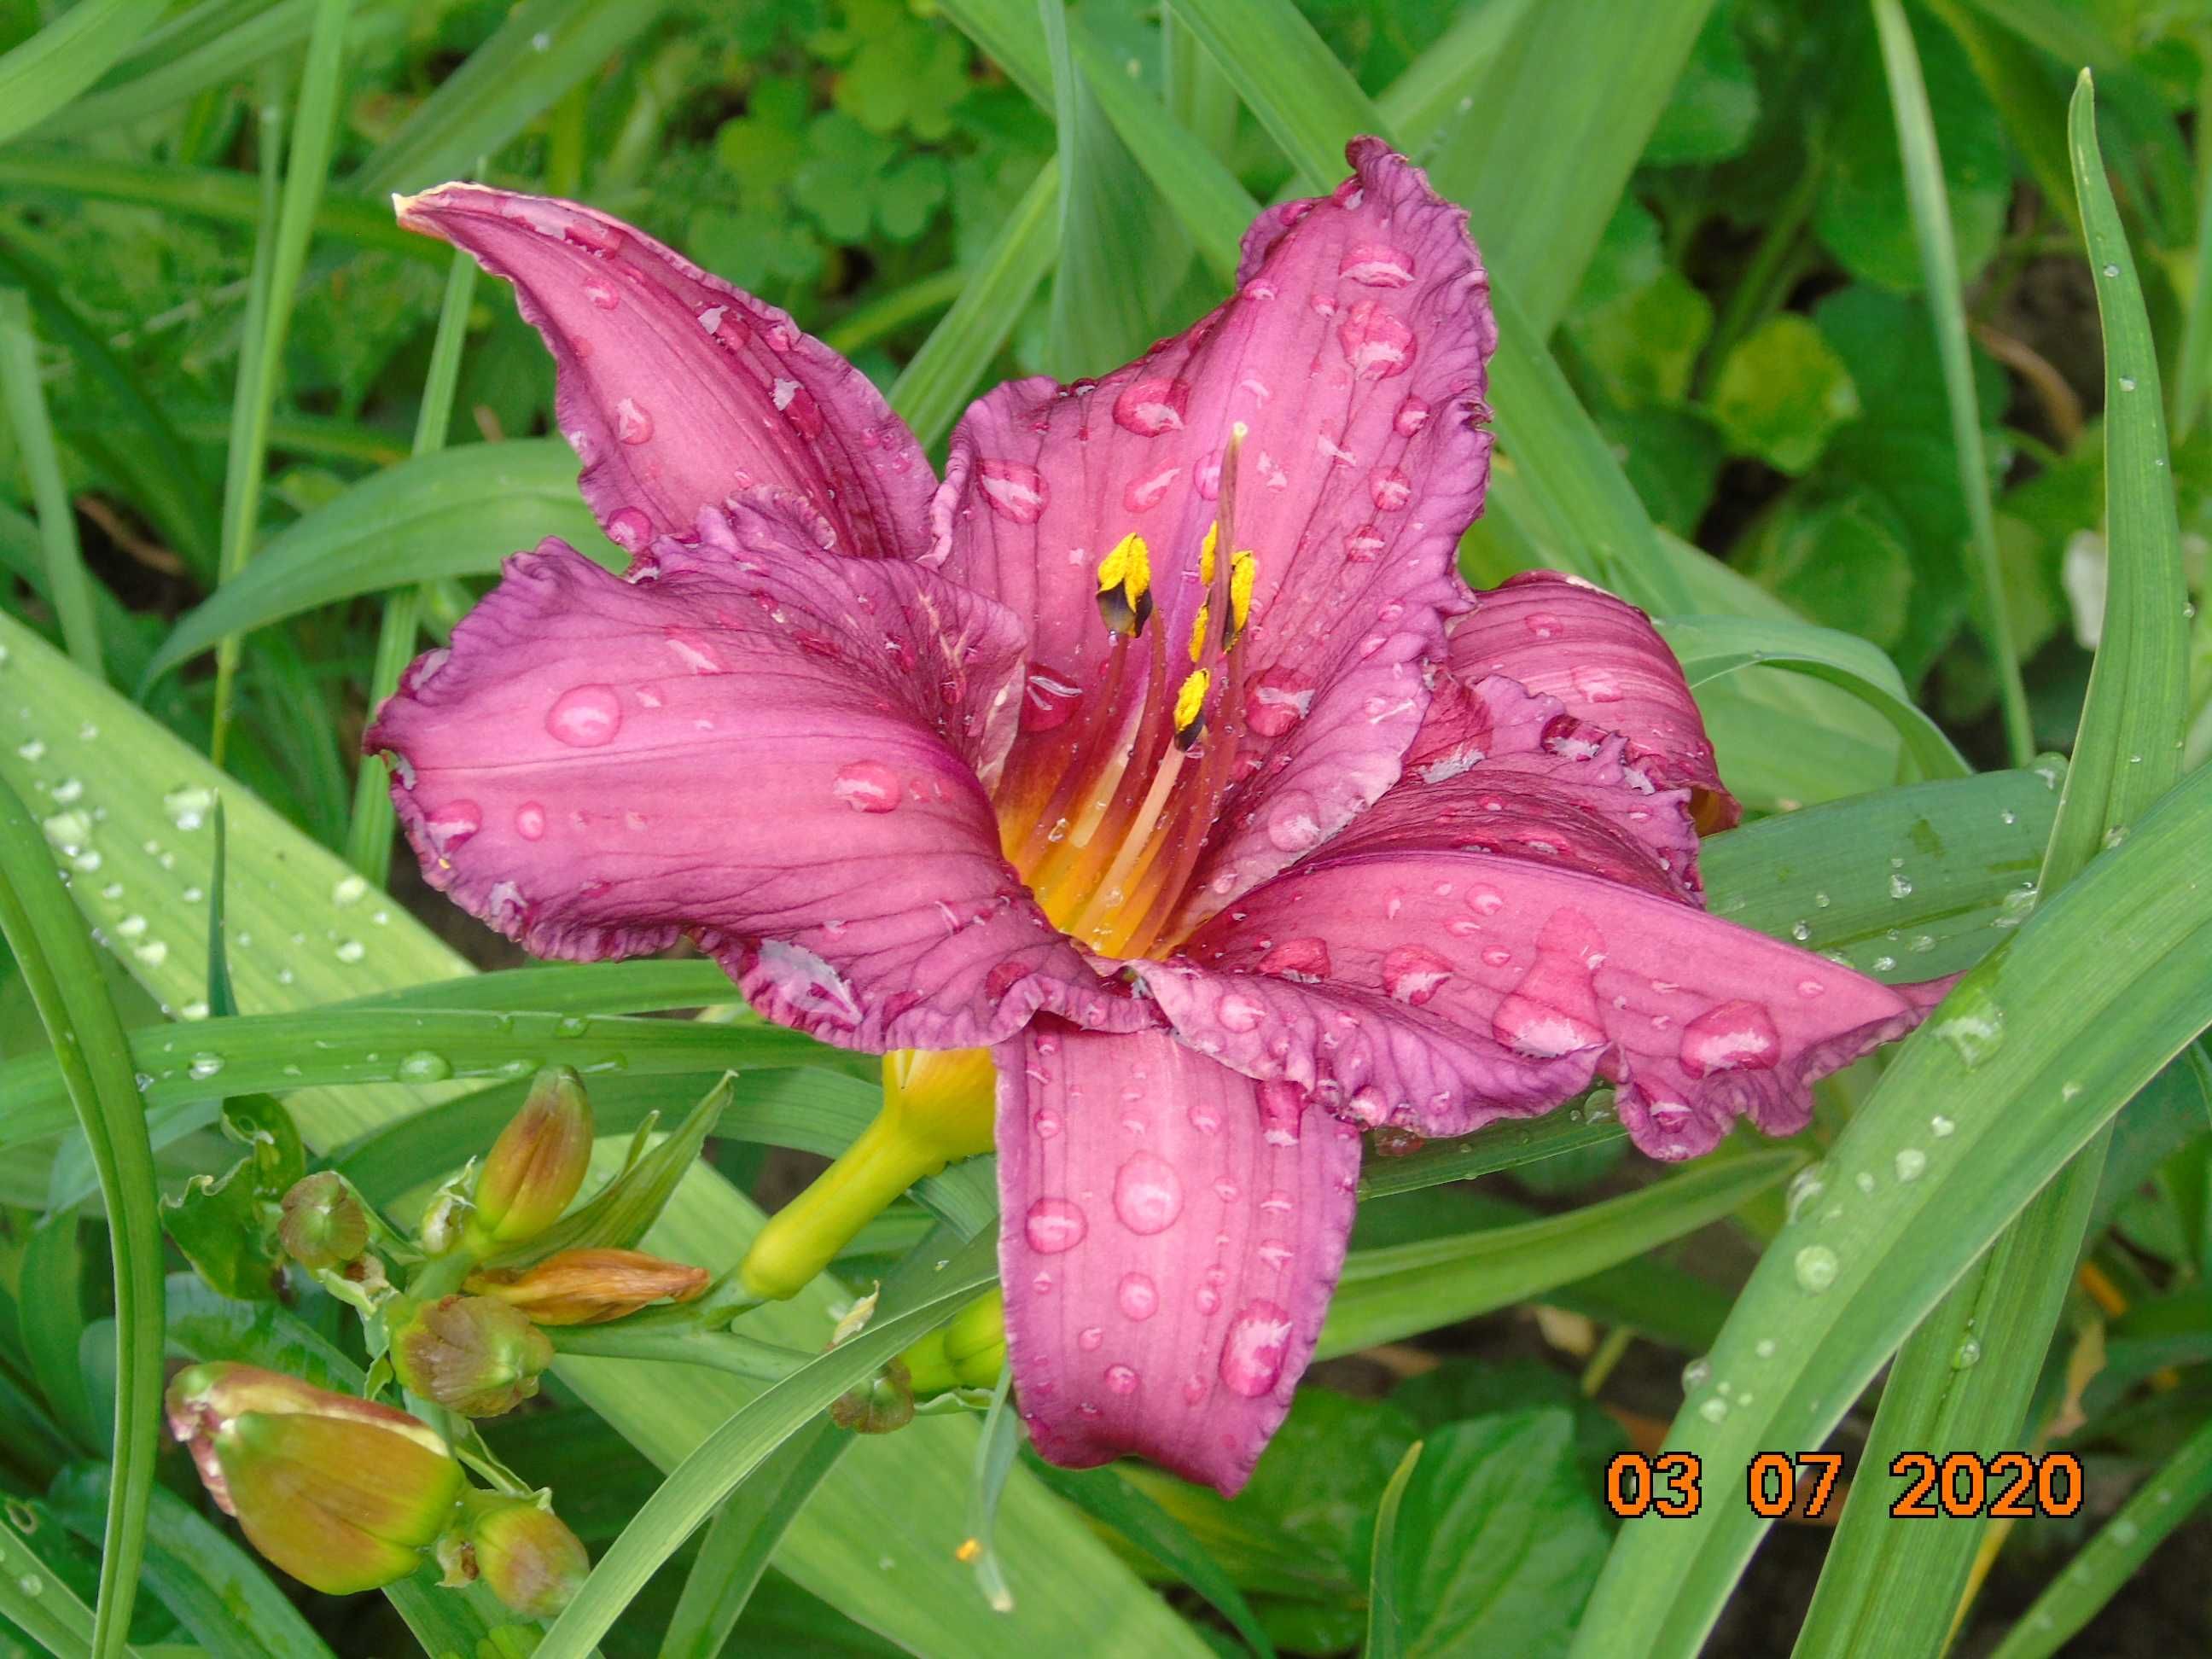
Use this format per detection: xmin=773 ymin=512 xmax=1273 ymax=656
xmin=614 ymin=398 xmax=654 ymax=445
xmin=831 ymin=760 xmax=903 ymax=812
xmin=1113 ymin=1152 xmax=1185 ymax=1235
xmin=546 ymin=684 xmax=623 ymax=748
xmin=975 ymin=458 xmax=1048 ymax=523
xmin=1219 ymin=1301 xmax=1295 ymax=1398
xmin=1117 ymin=1272 xmax=1158 ymax=1320
xmin=1023 ymin=1197 xmax=1087 ymax=1254
xmin=1380 ymin=943 xmax=1453 ymax=1004
xmin=1104 ymin=1363 xmax=1140 ymax=1395
xmin=1111 ymin=376 xmax=1190 ymax=435
xmin=1678 ymin=1000 xmax=1780 ymax=1076
xmin=515 ymin=802 xmax=549 ymax=841
xmin=1340 ymin=243 xmax=1415 ymax=287
xmin=1337 ymin=300 xmax=1415 ymax=378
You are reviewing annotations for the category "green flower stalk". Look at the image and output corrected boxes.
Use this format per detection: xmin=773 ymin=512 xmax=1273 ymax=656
xmin=390 ymin=1294 xmax=554 ymax=1417
xmin=164 ymin=1362 xmax=464 ymax=1594
xmin=467 ymin=1066 xmax=594 ymax=1251
xmin=739 ymin=1046 xmax=996 ymax=1301
xmin=439 ymin=1491 xmax=591 ymax=1619
xmin=278 ymin=1171 xmax=370 ymax=1272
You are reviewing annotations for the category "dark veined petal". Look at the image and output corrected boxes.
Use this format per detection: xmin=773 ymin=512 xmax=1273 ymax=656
xmin=1148 ymin=847 xmax=1927 ymax=1155
xmin=395 ymin=183 xmax=935 ymax=562
xmin=996 ymin=1023 xmax=1359 ymax=1496
xmin=1447 ymin=570 xmax=1740 ymax=830
xmin=934 ymin=138 xmax=1498 ymax=931
xmin=364 ymin=504 xmax=1137 ymax=1052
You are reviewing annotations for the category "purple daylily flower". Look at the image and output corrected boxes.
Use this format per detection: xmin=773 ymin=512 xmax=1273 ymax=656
xmin=370 ymin=141 xmax=1937 ymax=1495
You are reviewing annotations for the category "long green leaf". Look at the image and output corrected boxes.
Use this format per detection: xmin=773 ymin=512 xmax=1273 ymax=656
xmin=1987 ymin=1413 xmax=2212 ymax=1658
xmin=1365 ymin=1441 xmax=1423 ymax=1659
xmin=1791 ymin=69 xmax=2196 ymax=1656
xmin=0 ymin=288 xmax=101 ymax=675
xmin=1873 ymin=0 xmax=2033 ymax=765
xmin=0 ymin=779 xmax=162 ymax=1657
xmin=207 ymin=0 xmax=352 ymax=758
xmin=540 ymin=1230 xmax=999 ymax=1658
xmin=144 ymin=439 xmax=619 ymax=684
xmin=0 ymin=151 xmax=434 ymax=262
xmin=1569 ymin=760 xmax=2212 ymax=1656
xmin=1319 ymin=1150 xmax=1801 ymax=1357
xmin=352 ymin=0 xmax=667 ymax=195
xmin=0 ymin=0 xmax=156 ymax=147
xmin=661 ymin=1419 xmax=849 ymax=1657
xmin=343 ymin=246 xmax=480 ymax=884
xmin=28 ymin=0 xmax=317 ymax=143
xmin=51 ymin=1467 xmax=337 ymax=1659
xmin=887 ymin=157 xmax=1057 ymax=447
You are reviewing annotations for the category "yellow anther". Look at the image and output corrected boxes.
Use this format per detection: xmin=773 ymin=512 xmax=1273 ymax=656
xmin=1199 ymin=521 xmax=1219 ymax=585
xmin=956 ymin=1539 xmax=983 ymax=1564
xmin=1096 ymin=532 xmax=1153 ymax=637
xmin=1097 ymin=533 xmax=1133 ymax=594
xmin=1173 ymin=667 xmax=1211 ymax=748
xmin=1229 ymin=550 xmax=1257 ymax=639
xmin=1123 ymin=533 xmax=1152 ymax=604
xmin=1189 ymin=604 xmax=1211 ymax=663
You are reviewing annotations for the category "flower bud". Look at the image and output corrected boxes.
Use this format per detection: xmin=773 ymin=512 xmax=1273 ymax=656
xmin=164 ymin=1362 xmax=463 ymax=1594
xmin=390 ymin=1295 xmax=554 ymax=1417
xmin=467 ymin=1068 xmax=594 ymax=1250
xmin=278 ymin=1172 xmax=370 ymax=1271
xmin=830 ymin=1359 xmax=915 ymax=1434
xmin=942 ymin=1288 xmax=1006 ymax=1387
xmin=439 ymin=1493 xmax=591 ymax=1619
xmin=465 ymin=1247 xmax=707 ymax=1326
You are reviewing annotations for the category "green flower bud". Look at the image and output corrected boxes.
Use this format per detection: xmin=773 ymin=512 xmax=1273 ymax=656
xmin=389 ymin=1295 xmax=554 ymax=1418
xmin=942 ymin=1289 xmax=1006 ymax=1387
xmin=164 ymin=1363 xmax=463 ymax=1595
xmin=277 ymin=1172 xmax=370 ymax=1272
xmin=440 ymin=1493 xmax=591 ymax=1619
xmin=465 ymin=1247 xmax=707 ymax=1326
xmin=468 ymin=1068 xmax=594 ymax=1250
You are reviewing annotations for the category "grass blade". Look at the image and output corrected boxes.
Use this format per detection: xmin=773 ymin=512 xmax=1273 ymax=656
xmin=1319 ymin=1150 xmax=1802 ymax=1357
xmin=661 ymin=1417 xmax=848 ymax=1657
xmin=538 ymin=1230 xmax=999 ymax=1658
xmin=0 ymin=0 xmax=155 ymax=147
xmin=1873 ymin=0 xmax=2033 ymax=766
xmin=343 ymin=247 xmax=479 ymax=883
xmin=29 ymin=0 xmax=317 ymax=143
xmin=1365 ymin=1441 xmax=1424 ymax=1659
xmin=0 ymin=288 xmax=101 ymax=676
xmin=1987 ymin=1412 xmax=2212 ymax=1658
xmin=0 ymin=778 xmax=163 ymax=1656
xmin=1791 ymin=67 xmax=2197 ymax=1656
xmin=144 ymin=439 xmax=616 ymax=685
xmin=1568 ymin=761 xmax=2212 ymax=1657
xmin=888 ymin=157 xmax=1057 ymax=447
xmin=0 ymin=150 xmax=434 ymax=263
xmin=352 ymin=0 xmax=667 ymax=195
xmin=207 ymin=0 xmax=353 ymax=761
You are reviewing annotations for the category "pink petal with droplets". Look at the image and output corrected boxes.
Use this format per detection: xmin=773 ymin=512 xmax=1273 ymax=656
xmin=1145 ymin=847 xmax=1926 ymax=1149
xmin=1447 ymin=571 xmax=1738 ymax=830
xmin=365 ymin=504 xmax=1142 ymax=1052
xmin=996 ymin=1023 xmax=1359 ymax=1496
xmin=1395 ymin=674 xmax=1703 ymax=899
xmin=933 ymin=139 xmax=1497 ymax=922
xmin=395 ymin=183 xmax=934 ymax=561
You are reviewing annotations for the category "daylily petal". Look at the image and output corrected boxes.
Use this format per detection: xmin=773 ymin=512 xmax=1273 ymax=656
xmin=935 ymin=137 xmax=1497 ymax=928
xmin=397 ymin=183 xmax=934 ymax=562
xmin=366 ymin=509 xmax=1135 ymax=1051
xmin=1396 ymin=674 xmax=1703 ymax=900
xmin=1148 ymin=848 xmax=1925 ymax=1154
xmin=996 ymin=1023 xmax=1360 ymax=1496
xmin=1447 ymin=571 xmax=1740 ymax=830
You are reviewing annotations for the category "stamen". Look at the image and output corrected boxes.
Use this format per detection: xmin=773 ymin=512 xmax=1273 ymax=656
xmin=1188 ymin=605 xmax=1211 ymax=663
xmin=1228 ymin=550 xmax=1257 ymax=643
xmin=1095 ymin=531 xmax=1153 ymax=637
xmin=1173 ymin=668 xmax=1211 ymax=748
